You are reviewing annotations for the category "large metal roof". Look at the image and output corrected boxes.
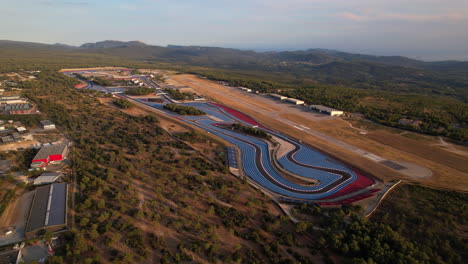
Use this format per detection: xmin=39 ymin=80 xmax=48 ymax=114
xmin=26 ymin=183 xmax=67 ymax=233
xmin=32 ymin=144 xmax=67 ymax=161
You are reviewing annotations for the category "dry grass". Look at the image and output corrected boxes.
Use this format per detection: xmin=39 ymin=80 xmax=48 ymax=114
xmin=365 ymin=130 xmax=468 ymax=173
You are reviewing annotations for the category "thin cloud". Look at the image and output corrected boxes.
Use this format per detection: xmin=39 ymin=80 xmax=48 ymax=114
xmin=39 ymin=1 xmax=90 ymax=6
xmin=337 ymin=11 xmax=468 ymax=22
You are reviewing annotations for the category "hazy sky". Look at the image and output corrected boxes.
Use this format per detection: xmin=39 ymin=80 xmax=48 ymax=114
xmin=1 ymin=0 xmax=468 ymax=60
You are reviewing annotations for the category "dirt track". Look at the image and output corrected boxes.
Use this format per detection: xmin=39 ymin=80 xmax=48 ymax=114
xmin=169 ymin=74 xmax=468 ymax=191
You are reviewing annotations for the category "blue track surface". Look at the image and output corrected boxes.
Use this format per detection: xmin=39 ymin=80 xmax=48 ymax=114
xmin=190 ymin=115 xmax=356 ymax=199
xmin=127 ymin=100 xmax=359 ymax=200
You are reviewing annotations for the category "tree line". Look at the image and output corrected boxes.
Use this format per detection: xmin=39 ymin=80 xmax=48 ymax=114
xmin=163 ymin=103 xmax=206 ymax=115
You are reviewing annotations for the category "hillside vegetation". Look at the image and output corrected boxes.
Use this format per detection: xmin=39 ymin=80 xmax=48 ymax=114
xmin=1 ymin=40 xmax=467 ymax=141
xmin=21 ymin=70 xmax=325 ymax=263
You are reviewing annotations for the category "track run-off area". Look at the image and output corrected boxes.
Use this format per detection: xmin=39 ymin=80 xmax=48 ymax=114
xmin=63 ymin=68 xmax=382 ymax=207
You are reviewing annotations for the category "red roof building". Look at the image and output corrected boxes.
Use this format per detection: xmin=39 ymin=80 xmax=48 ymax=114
xmin=31 ymin=144 xmax=69 ymax=169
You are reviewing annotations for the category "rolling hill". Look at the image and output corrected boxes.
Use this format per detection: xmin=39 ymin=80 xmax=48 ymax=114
xmin=1 ymin=39 xmax=467 ymax=101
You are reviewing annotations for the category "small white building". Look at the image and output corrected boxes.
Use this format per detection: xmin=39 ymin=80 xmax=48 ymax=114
xmin=285 ymin=98 xmax=305 ymax=105
xmin=33 ymin=172 xmax=62 ymax=185
xmin=309 ymin=105 xmax=344 ymax=116
xmin=0 ymin=96 xmax=28 ymax=105
xmin=16 ymin=126 xmax=27 ymax=133
xmin=40 ymin=120 xmax=56 ymax=130
xmin=270 ymin=94 xmax=288 ymax=100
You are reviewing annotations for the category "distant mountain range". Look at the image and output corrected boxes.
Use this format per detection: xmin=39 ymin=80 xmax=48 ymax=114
xmin=8 ymin=39 xmax=466 ymax=70
xmin=1 ymin=39 xmax=467 ymax=100
xmin=79 ymin=40 xmax=148 ymax=49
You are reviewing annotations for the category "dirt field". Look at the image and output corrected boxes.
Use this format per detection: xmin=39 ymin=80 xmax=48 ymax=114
xmin=365 ymin=130 xmax=468 ymax=173
xmin=0 ymin=190 xmax=34 ymax=246
xmin=164 ymin=78 xmax=201 ymax=95
xmin=0 ymin=140 xmax=39 ymax=152
xmin=169 ymin=74 xmax=468 ymax=191
xmin=97 ymin=97 xmax=190 ymax=134
xmin=139 ymin=69 xmax=177 ymax=76
xmin=0 ymin=190 xmax=32 ymax=228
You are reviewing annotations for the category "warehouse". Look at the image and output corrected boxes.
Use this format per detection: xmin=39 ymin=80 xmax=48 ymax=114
xmin=0 ymin=160 xmax=12 ymax=173
xmin=270 ymin=94 xmax=288 ymax=100
xmin=16 ymin=126 xmax=27 ymax=133
xmin=2 ymin=104 xmax=33 ymax=115
xmin=285 ymin=98 xmax=305 ymax=105
xmin=309 ymin=105 xmax=344 ymax=116
xmin=1 ymin=133 xmax=22 ymax=143
xmin=33 ymin=172 xmax=62 ymax=185
xmin=40 ymin=120 xmax=56 ymax=130
xmin=0 ymin=95 xmax=26 ymax=104
xmin=25 ymin=183 xmax=67 ymax=239
xmin=31 ymin=143 xmax=69 ymax=169
xmin=1 ymin=98 xmax=28 ymax=104
xmin=0 ymin=95 xmax=28 ymax=104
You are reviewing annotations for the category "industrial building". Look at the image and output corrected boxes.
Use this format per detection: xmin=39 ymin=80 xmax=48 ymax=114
xmin=309 ymin=105 xmax=343 ymax=116
xmin=0 ymin=160 xmax=12 ymax=173
xmin=25 ymin=183 xmax=67 ymax=239
xmin=16 ymin=126 xmax=27 ymax=133
xmin=0 ymin=136 xmax=14 ymax=143
xmin=0 ymin=95 xmax=27 ymax=105
xmin=33 ymin=172 xmax=62 ymax=185
xmin=1 ymin=104 xmax=33 ymax=115
xmin=31 ymin=143 xmax=69 ymax=169
xmin=40 ymin=120 xmax=56 ymax=130
xmin=1 ymin=133 xmax=22 ymax=144
xmin=270 ymin=94 xmax=288 ymax=100
xmin=285 ymin=98 xmax=305 ymax=105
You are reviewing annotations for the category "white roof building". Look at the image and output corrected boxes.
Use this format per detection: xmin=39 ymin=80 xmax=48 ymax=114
xmin=309 ymin=105 xmax=344 ymax=116
xmin=33 ymin=172 xmax=62 ymax=185
xmin=270 ymin=94 xmax=288 ymax=100
xmin=40 ymin=120 xmax=56 ymax=130
xmin=285 ymin=98 xmax=305 ymax=105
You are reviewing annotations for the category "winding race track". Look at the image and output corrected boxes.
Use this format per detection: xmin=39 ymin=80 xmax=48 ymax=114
xmin=142 ymin=101 xmax=377 ymax=202
xmin=66 ymin=69 xmax=379 ymax=204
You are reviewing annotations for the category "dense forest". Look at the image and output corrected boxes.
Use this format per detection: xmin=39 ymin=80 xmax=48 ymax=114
xmin=296 ymin=184 xmax=467 ymax=264
xmin=124 ymin=87 xmax=155 ymax=96
xmin=163 ymin=103 xmax=206 ymax=115
xmin=113 ymin=98 xmax=133 ymax=109
xmin=163 ymin=88 xmax=195 ymax=101
xmin=231 ymin=123 xmax=271 ymax=139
